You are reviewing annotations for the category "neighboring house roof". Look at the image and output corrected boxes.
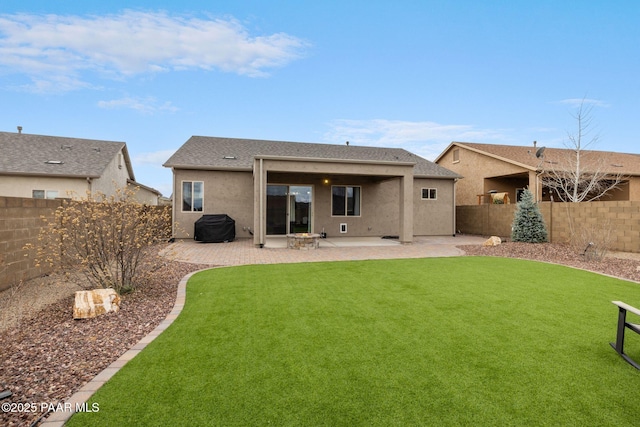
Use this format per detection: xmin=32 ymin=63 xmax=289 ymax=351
xmin=0 ymin=131 xmax=135 ymax=180
xmin=127 ymin=179 xmax=162 ymax=196
xmin=164 ymin=136 xmax=460 ymax=179
xmin=436 ymin=142 xmax=640 ymax=176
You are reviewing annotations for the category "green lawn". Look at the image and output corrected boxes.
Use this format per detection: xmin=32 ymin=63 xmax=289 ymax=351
xmin=68 ymin=257 xmax=640 ymax=426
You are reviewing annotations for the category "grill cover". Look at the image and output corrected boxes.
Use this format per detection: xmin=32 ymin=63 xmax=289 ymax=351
xmin=194 ymin=214 xmax=235 ymax=243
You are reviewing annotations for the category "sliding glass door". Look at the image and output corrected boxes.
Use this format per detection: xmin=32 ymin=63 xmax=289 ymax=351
xmin=266 ymin=185 xmax=312 ymax=235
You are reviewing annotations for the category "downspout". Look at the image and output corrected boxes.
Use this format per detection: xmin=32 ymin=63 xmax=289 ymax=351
xmin=259 ymin=158 xmax=264 ymax=248
xmin=452 ymin=178 xmax=457 ymax=236
xmin=171 ymin=169 xmax=176 ymax=237
xmin=86 ymin=177 xmax=92 ymax=195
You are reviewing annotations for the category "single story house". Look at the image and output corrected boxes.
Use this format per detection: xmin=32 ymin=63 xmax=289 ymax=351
xmin=163 ymin=136 xmax=461 ymax=245
xmin=0 ymin=130 xmax=161 ymax=204
xmin=435 ymin=141 xmax=640 ymax=205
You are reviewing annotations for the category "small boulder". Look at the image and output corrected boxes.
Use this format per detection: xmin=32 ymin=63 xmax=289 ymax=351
xmin=73 ymin=288 xmax=121 ymax=319
xmin=483 ymin=236 xmax=502 ymax=247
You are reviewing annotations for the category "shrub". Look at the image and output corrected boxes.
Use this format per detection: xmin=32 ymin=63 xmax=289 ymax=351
xmin=511 ymin=189 xmax=548 ymax=243
xmin=31 ymin=188 xmax=172 ymax=294
xmin=571 ymin=217 xmax=614 ymax=260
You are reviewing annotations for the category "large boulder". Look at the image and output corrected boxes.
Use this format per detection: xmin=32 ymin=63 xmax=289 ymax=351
xmin=73 ymin=288 xmax=121 ymax=319
xmin=483 ymin=236 xmax=502 ymax=247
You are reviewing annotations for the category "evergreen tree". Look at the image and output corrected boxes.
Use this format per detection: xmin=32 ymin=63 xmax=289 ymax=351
xmin=511 ymin=189 xmax=548 ymax=243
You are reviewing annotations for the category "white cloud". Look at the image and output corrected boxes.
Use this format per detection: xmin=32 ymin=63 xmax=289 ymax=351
xmin=557 ymin=98 xmax=610 ymax=108
xmin=0 ymin=10 xmax=309 ymax=92
xmin=324 ymin=119 xmax=508 ymax=160
xmin=98 ymin=96 xmax=178 ymax=114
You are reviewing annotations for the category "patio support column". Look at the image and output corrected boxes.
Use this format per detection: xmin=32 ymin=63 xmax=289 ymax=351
xmin=253 ymin=158 xmax=267 ymax=247
xmin=398 ymin=172 xmax=413 ymax=243
xmin=529 ymin=170 xmax=541 ymax=202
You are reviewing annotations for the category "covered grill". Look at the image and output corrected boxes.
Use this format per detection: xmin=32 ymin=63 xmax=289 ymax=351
xmin=194 ymin=214 xmax=235 ymax=243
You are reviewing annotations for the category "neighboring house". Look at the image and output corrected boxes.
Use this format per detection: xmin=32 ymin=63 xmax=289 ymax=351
xmin=163 ymin=136 xmax=461 ymax=245
xmin=0 ymin=130 xmax=161 ymax=204
xmin=435 ymin=141 xmax=640 ymax=205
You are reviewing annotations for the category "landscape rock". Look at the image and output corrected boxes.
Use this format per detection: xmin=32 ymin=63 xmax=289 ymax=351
xmin=73 ymin=288 xmax=121 ymax=319
xmin=483 ymin=236 xmax=502 ymax=247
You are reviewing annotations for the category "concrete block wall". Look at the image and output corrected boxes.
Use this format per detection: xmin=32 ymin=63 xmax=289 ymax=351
xmin=0 ymin=196 xmax=172 ymax=293
xmin=0 ymin=196 xmax=61 ymax=292
xmin=456 ymin=204 xmax=515 ymax=237
xmin=456 ymin=201 xmax=640 ymax=253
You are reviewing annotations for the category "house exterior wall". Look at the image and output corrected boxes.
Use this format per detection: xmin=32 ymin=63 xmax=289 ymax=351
xmin=0 ymin=148 xmax=133 ymax=200
xmin=127 ymin=182 xmax=160 ymax=205
xmin=91 ymin=148 xmax=131 ymax=196
xmin=629 ymin=177 xmax=640 ymax=201
xmin=171 ymin=163 xmax=456 ymax=241
xmin=413 ymin=178 xmax=456 ymax=236
xmin=171 ymin=169 xmax=255 ymax=239
xmin=0 ymin=175 xmax=88 ymax=199
xmin=317 ymin=178 xmax=401 ymax=238
xmin=253 ymin=158 xmax=415 ymax=244
xmin=439 ymin=145 xmax=640 ymax=205
xmin=253 ymin=173 xmax=402 ymax=238
xmin=437 ymin=147 xmax=532 ymax=205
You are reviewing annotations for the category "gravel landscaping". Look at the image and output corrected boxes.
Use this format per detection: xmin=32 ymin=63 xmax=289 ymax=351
xmin=1 ymin=241 xmax=639 ymax=426
xmin=460 ymin=241 xmax=640 ymax=283
xmin=0 ymin=246 xmax=210 ymax=427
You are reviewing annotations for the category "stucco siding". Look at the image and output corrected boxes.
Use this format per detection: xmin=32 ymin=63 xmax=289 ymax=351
xmin=438 ymin=147 xmax=530 ymax=205
xmin=92 ymin=149 xmax=131 ymax=196
xmin=628 ymin=177 xmax=640 ymax=201
xmin=171 ymin=167 xmax=457 ymax=240
xmin=128 ymin=183 xmax=159 ymax=205
xmin=314 ymin=179 xmax=402 ymax=238
xmin=0 ymin=175 xmax=88 ymax=199
xmin=172 ymin=169 xmax=254 ymax=239
xmin=413 ymin=178 xmax=455 ymax=235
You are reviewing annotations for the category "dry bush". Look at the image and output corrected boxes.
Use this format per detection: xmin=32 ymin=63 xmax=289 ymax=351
xmin=27 ymin=188 xmax=172 ymax=294
xmin=570 ymin=217 xmax=615 ymax=261
xmin=0 ymin=279 xmax=25 ymax=331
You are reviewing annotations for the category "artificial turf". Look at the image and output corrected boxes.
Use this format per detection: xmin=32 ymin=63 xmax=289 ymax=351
xmin=68 ymin=257 xmax=640 ymax=426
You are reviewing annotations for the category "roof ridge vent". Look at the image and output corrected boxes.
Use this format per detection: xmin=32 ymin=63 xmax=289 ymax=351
xmin=223 ymin=156 xmax=237 ymax=160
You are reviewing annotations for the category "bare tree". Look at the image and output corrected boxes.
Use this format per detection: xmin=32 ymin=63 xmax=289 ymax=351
xmin=540 ymin=99 xmax=626 ymax=202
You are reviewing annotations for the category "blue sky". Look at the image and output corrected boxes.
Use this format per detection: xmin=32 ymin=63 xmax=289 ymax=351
xmin=1 ymin=1 xmax=638 ymax=197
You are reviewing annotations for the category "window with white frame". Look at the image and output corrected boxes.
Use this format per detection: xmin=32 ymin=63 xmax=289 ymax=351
xmin=182 ymin=181 xmax=203 ymax=212
xmin=421 ymin=188 xmax=437 ymax=200
xmin=32 ymin=190 xmax=58 ymax=199
xmin=332 ymin=185 xmax=361 ymax=216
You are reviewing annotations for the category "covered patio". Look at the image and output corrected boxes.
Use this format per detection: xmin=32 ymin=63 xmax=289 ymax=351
xmin=161 ymin=235 xmax=487 ymax=267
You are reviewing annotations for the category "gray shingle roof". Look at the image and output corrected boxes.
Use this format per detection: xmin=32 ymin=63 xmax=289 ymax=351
xmin=449 ymin=142 xmax=640 ymax=175
xmin=0 ymin=131 xmax=132 ymax=179
xmin=164 ymin=136 xmax=460 ymax=179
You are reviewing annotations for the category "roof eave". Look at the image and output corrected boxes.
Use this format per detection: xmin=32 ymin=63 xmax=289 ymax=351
xmin=164 ymin=164 xmax=254 ymax=172
xmin=254 ymin=154 xmax=416 ymax=166
xmin=126 ymin=178 xmax=162 ymax=196
xmin=453 ymin=142 xmax=538 ymax=171
xmin=415 ymin=173 xmax=462 ymax=180
xmin=0 ymin=171 xmax=101 ymax=179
